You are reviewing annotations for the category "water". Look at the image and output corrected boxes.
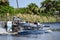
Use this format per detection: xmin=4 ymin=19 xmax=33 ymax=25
xmin=0 ymin=23 xmax=60 ymax=40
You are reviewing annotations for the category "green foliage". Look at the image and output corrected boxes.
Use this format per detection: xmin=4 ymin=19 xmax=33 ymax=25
xmin=0 ymin=0 xmax=60 ymax=16
xmin=18 ymin=8 xmax=26 ymax=13
xmin=13 ymin=8 xmax=26 ymax=14
xmin=25 ymin=3 xmax=40 ymax=15
xmin=41 ymin=0 xmax=60 ymax=15
xmin=0 ymin=5 xmax=14 ymax=14
xmin=0 ymin=0 xmax=14 ymax=15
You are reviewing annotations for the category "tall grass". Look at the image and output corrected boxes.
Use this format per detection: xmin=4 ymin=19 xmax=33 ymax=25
xmin=0 ymin=13 xmax=58 ymax=22
xmin=16 ymin=14 xmax=56 ymax=22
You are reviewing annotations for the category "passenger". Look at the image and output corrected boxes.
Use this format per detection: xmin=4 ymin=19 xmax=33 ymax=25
xmin=37 ymin=21 xmax=43 ymax=29
xmin=34 ymin=21 xmax=40 ymax=30
xmin=12 ymin=22 xmax=20 ymax=32
xmin=28 ymin=21 xmax=31 ymax=23
xmin=26 ymin=21 xmax=29 ymax=23
xmin=5 ymin=22 xmax=7 ymax=31
xmin=34 ymin=22 xmax=37 ymax=25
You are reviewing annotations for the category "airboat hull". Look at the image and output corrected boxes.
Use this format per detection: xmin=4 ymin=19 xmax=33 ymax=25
xmin=18 ymin=30 xmax=51 ymax=35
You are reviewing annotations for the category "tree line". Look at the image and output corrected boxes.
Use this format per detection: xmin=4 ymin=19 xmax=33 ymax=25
xmin=0 ymin=0 xmax=60 ymax=16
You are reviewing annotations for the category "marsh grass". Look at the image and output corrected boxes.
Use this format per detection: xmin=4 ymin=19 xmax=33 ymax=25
xmin=16 ymin=14 xmax=56 ymax=22
xmin=0 ymin=13 xmax=58 ymax=22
